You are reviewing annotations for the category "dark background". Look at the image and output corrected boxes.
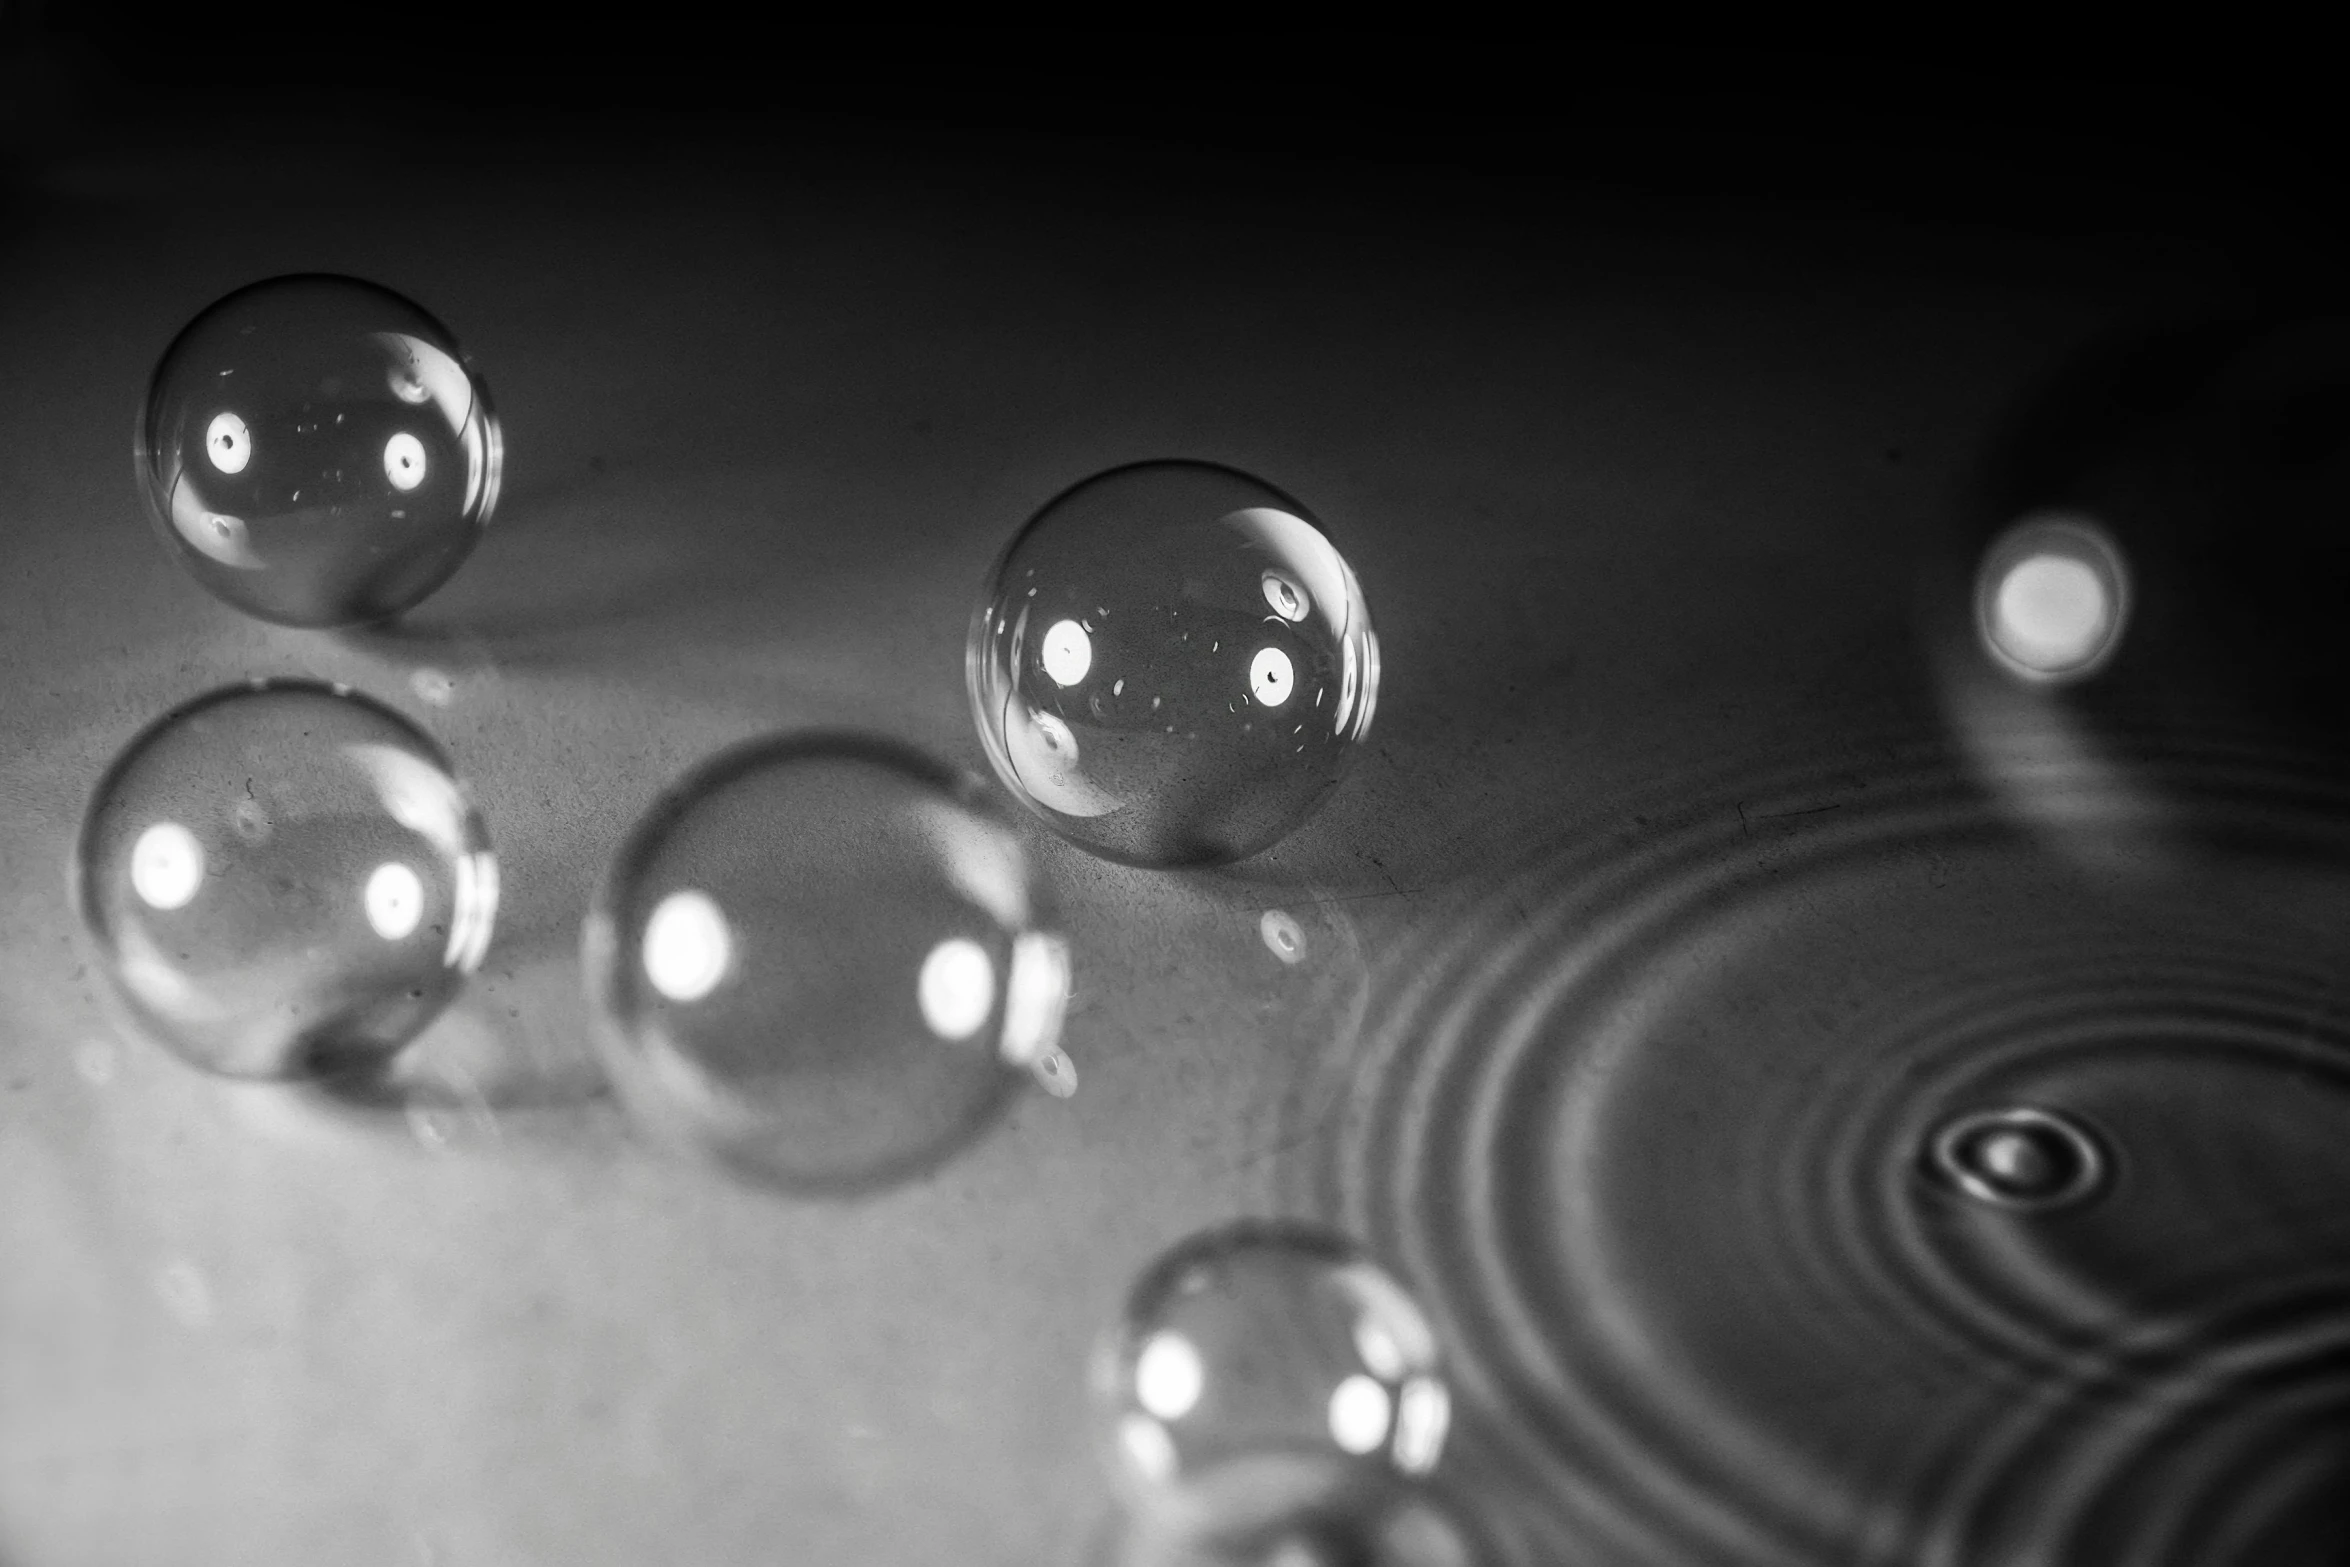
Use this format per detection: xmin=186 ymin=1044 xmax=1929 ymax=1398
xmin=6 ymin=14 xmax=2333 ymax=248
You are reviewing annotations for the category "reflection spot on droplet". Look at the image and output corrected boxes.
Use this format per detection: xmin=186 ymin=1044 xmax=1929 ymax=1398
xmin=1997 ymin=557 xmax=2107 ymax=666
xmin=384 ymin=431 xmax=427 ymax=492
xmin=643 ymin=890 xmax=731 ymax=1003
xmin=1929 ymin=1104 xmax=2107 ymax=1210
xmin=1135 ymin=1331 xmax=1205 ymax=1421
xmin=1042 ymin=619 xmax=1092 ymax=686
xmin=1327 ymin=1373 xmax=1393 ymax=1455
xmin=1262 ymin=570 xmax=1310 ymax=622
xmin=1353 ymin=1316 xmax=1406 ymax=1381
xmin=1033 ymin=710 xmax=1077 ymax=762
xmin=1391 ymin=1376 xmax=1450 ymax=1474
xmin=1251 ymin=646 xmax=1295 ymax=707
xmin=1001 ymin=932 xmax=1071 ymax=1079
xmin=1260 ymin=909 xmax=1306 ymax=965
xmin=1976 ymin=515 xmax=2129 ymax=683
xmin=130 ymin=822 xmax=204 ymax=911
xmin=364 ymin=862 xmax=425 ymax=940
xmin=204 ymin=411 xmax=250 ymax=473
xmin=918 ymin=936 xmax=996 ymax=1041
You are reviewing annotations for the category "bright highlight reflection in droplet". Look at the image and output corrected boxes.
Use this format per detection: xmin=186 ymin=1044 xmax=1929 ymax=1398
xmin=1998 ymin=555 xmax=2106 ymax=663
xmin=917 ymin=936 xmax=995 ymax=1041
xmin=1135 ymin=1331 xmax=1205 ymax=1421
xmin=1977 ymin=514 xmax=2129 ymax=684
xmin=1001 ymin=931 xmax=1072 ymax=1074
xmin=130 ymin=822 xmax=203 ymax=911
xmin=1391 ymin=1376 xmax=1450 ymax=1474
xmin=363 ymin=861 xmax=424 ymax=940
xmin=204 ymin=411 xmax=250 ymax=474
xmin=643 ymin=889 xmax=731 ymax=1003
xmin=445 ymin=851 xmax=497 ymax=973
xmin=1262 ymin=569 xmax=1310 ymax=622
xmin=383 ymin=432 xmax=427 ymax=492
xmin=1327 ymin=1372 xmax=1393 ymax=1455
xmin=1250 ymin=645 xmax=1294 ymax=706
xmin=1042 ymin=618 xmax=1092 ymax=687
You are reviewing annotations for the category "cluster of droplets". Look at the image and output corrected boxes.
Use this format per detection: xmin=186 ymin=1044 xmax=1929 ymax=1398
xmin=93 ymin=278 xmax=1418 ymax=1551
xmin=91 ymin=266 xmax=2350 ymax=1565
xmin=107 ymin=270 xmax=2340 ymax=1562
xmin=120 ymin=268 xmax=2350 ymax=1562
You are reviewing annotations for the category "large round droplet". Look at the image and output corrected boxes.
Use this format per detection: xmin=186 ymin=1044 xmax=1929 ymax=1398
xmin=135 ymin=274 xmax=503 ymax=627
xmin=1094 ymin=1219 xmax=1451 ymax=1540
xmin=74 ymin=679 xmax=498 ymax=1079
xmin=582 ymin=732 xmax=1074 ymax=1194
xmin=968 ymin=460 xmax=1380 ymax=867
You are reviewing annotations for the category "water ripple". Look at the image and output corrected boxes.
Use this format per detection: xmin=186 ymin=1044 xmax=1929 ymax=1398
xmin=1283 ymin=730 xmax=2350 ymax=1564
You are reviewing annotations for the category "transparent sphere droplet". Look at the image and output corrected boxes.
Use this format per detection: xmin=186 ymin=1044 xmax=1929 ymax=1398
xmin=582 ymin=733 xmax=1074 ymax=1195
xmin=136 ymin=274 xmax=503 ymax=627
xmin=1928 ymin=1104 xmax=2109 ymax=1211
xmin=1975 ymin=513 xmax=2130 ymax=684
xmin=74 ymin=680 xmax=498 ymax=1079
xmin=969 ymin=461 xmax=1380 ymax=867
xmin=1095 ymin=1220 xmax=1451 ymax=1534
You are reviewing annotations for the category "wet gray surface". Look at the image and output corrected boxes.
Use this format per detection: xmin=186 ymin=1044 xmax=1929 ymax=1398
xmin=2 ymin=98 xmax=2338 ymax=1565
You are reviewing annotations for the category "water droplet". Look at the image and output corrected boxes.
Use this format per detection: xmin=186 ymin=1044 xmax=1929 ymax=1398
xmin=1929 ymin=1104 xmax=2108 ymax=1210
xmin=75 ymin=680 xmax=498 ymax=1079
xmin=1260 ymin=909 xmax=1306 ymax=965
xmin=585 ymin=733 xmax=1070 ymax=1193
xmin=137 ymin=275 xmax=500 ymax=626
xmin=1097 ymin=1220 xmax=1446 ymax=1517
xmin=968 ymin=461 xmax=1377 ymax=867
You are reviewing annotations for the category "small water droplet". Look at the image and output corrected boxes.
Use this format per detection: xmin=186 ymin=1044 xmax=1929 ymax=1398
xmin=1928 ymin=1105 xmax=2108 ymax=1211
xmin=1032 ymin=1046 xmax=1078 ymax=1099
xmin=1260 ymin=909 xmax=1306 ymax=965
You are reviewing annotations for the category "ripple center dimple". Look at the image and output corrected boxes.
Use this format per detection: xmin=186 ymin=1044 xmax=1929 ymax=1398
xmin=1928 ymin=1105 xmax=2110 ymax=1212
